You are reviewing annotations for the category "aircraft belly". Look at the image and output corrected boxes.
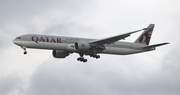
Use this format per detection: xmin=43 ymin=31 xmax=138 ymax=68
xmin=102 ymin=47 xmax=143 ymax=55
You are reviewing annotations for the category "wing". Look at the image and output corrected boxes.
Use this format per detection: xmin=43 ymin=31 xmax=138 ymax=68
xmin=89 ymin=28 xmax=146 ymax=46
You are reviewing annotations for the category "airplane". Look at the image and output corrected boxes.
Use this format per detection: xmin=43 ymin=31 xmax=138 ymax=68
xmin=13 ymin=24 xmax=169 ymax=62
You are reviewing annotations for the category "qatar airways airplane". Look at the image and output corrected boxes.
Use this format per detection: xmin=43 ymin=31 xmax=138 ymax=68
xmin=13 ymin=24 xmax=169 ymax=62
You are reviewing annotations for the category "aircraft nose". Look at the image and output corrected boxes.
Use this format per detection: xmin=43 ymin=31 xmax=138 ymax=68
xmin=13 ymin=39 xmax=16 ymax=44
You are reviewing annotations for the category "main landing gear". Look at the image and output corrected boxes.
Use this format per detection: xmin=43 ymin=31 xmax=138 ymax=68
xmin=77 ymin=53 xmax=100 ymax=63
xmin=77 ymin=53 xmax=87 ymax=63
xmin=77 ymin=57 xmax=87 ymax=62
xmin=21 ymin=46 xmax=27 ymax=55
xmin=90 ymin=53 xmax=100 ymax=59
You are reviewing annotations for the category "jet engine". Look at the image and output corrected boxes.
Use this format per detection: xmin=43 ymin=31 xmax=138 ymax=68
xmin=52 ymin=50 xmax=69 ymax=58
xmin=74 ymin=41 xmax=91 ymax=51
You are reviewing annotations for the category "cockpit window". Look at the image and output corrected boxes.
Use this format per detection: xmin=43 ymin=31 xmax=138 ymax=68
xmin=16 ymin=37 xmax=21 ymax=39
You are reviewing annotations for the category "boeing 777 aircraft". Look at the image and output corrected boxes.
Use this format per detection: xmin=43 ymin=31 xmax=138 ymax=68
xmin=13 ymin=24 xmax=169 ymax=62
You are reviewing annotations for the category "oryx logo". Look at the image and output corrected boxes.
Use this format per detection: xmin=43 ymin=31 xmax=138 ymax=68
xmin=139 ymin=27 xmax=153 ymax=45
xmin=82 ymin=44 xmax=84 ymax=47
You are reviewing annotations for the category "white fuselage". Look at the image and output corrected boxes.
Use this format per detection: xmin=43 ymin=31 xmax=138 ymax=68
xmin=13 ymin=34 xmax=154 ymax=55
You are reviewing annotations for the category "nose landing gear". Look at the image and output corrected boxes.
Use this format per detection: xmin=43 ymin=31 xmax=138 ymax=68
xmin=24 ymin=51 xmax=27 ymax=54
xmin=21 ymin=46 xmax=27 ymax=55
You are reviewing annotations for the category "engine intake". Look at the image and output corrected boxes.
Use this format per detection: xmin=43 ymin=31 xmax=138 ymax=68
xmin=75 ymin=41 xmax=91 ymax=51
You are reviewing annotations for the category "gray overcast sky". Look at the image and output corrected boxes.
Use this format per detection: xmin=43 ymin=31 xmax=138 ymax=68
xmin=0 ymin=0 xmax=179 ymax=95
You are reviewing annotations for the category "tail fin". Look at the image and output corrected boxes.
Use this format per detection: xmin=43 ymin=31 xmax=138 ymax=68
xmin=135 ymin=24 xmax=155 ymax=45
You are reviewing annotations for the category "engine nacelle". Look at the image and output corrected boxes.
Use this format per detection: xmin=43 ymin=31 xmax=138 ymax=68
xmin=74 ymin=41 xmax=91 ymax=51
xmin=52 ymin=50 xmax=69 ymax=58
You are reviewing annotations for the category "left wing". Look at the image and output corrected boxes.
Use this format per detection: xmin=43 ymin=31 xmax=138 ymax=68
xmin=89 ymin=28 xmax=146 ymax=46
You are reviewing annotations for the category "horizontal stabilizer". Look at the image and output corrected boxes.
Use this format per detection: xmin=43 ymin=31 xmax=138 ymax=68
xmin=143 ymin=43 xmax=169 ymax=49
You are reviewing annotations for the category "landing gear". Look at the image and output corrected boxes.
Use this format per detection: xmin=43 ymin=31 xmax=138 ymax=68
xmin=21 ymin=46 xmax=27 ymax=55
xmin=24 ymin=51 xmax=27 ymax=54
xmin=90 ymin=53 xmax=100 ymax=59
xmin=77 ymin=57 xmax=87 ymax=62
xmin=76 ymin=53 xmax=100 ymax=62
xmin=77 ymin=53 xmax=88 ymax=63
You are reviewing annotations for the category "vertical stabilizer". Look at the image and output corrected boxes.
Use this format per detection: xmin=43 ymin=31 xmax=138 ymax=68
xmin=135 ymin=24 xmax=154 ymax=45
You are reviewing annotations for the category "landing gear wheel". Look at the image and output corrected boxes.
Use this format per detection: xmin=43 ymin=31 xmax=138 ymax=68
xmin=83 ymin=59 xmax=87 ymax=62
xmin=96 ymin=55 xmax=100 ymax=59
xmin=77 ymin=57 xmax=88 ymax=63
xmin=77 ymin=58 xmax=81 ymax=61
xmin=90 ymin=53 xmax=100 ymax=59
xmin=24 ymin=51 xmax=27 ymax=55
xmin=90 ymin=54 xmax=93 ymax=57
